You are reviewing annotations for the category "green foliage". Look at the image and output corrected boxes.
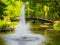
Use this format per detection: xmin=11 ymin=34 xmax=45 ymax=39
xmin=25 ymin=0 xmax=60 ymax=19
xmin=0 ymin=20 xmax=8 ymax=29
xmin=0 ymin=0 xmax=22 ymax=20
xmin=0 ymin=0 xmax=60 ymax=30
xmin=0 ymin=0 xmax=22 ymax=30
xmin=0 ymin=1 xmax=7 ymax=19
xmin=10 ymin=22 xmax=18 ymax=27
xmin=53 ymin=21 xmax=60 ymax=30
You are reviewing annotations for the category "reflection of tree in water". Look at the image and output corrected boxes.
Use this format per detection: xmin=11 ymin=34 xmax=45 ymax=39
xmin=0 ymin=38 xmax=6 ymax=45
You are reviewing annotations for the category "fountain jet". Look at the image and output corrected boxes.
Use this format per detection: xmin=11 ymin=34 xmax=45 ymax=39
xmin=2 ymin=4 xmax=46 ymax=45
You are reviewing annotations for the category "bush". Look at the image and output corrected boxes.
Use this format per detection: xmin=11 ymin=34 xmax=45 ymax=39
xmin=53 ymin=21 xmax=60 ymax=30
xmin=0 ymin=0 xmax=22 ymax=31
xmin=0 ymin=20 xmax=8 ymax=30
xmin=9 ymin=22 xmax=18 ymax=28
xmin=0 ymin=0 xmax=22 ymax=21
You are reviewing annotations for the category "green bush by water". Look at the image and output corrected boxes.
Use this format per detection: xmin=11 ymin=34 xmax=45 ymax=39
xmin=0 ymin=20 xmax=8 ymax=30
xmin=53 ymin=21 xmax=60 ymax=30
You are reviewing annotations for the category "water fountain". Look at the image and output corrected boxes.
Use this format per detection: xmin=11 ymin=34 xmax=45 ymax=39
xmin=2 ymin=4 xmax=46 ymax=45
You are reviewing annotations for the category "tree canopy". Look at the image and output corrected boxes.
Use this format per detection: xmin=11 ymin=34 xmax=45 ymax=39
xmin=24 ymin=0 xmax=60 ymax=20
xmin=0 ymin=0 xmax=22 ymax=20
xmin=0 ymin=0 xmax=22 ymax=29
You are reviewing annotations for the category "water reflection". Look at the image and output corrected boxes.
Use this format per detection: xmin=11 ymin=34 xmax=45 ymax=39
xmin=0 ymin=38 xmax=6 ymax=45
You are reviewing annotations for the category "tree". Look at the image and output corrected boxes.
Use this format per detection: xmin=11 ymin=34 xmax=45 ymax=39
xmin=0 ymin=1 xmax=7 ymax=19
xmin=23 ymin=0 xmax=60 ymax=20
xmin=0 ymin=0 xmax=22 ymax=30
xmin=0 ymin=0 xmax=22 ymax=21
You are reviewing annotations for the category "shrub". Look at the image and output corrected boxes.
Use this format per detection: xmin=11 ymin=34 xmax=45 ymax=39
xmin=53 ymin=21 xmax=60 ymax=30
xmin=0 ymin=20 xmax=8 ymax=30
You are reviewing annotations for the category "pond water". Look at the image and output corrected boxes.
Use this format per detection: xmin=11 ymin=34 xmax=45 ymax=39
xmin=30 ymin=23 xmax=60 ymax=45
xmin=0 ymin=23 xmax=60 ymax=45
